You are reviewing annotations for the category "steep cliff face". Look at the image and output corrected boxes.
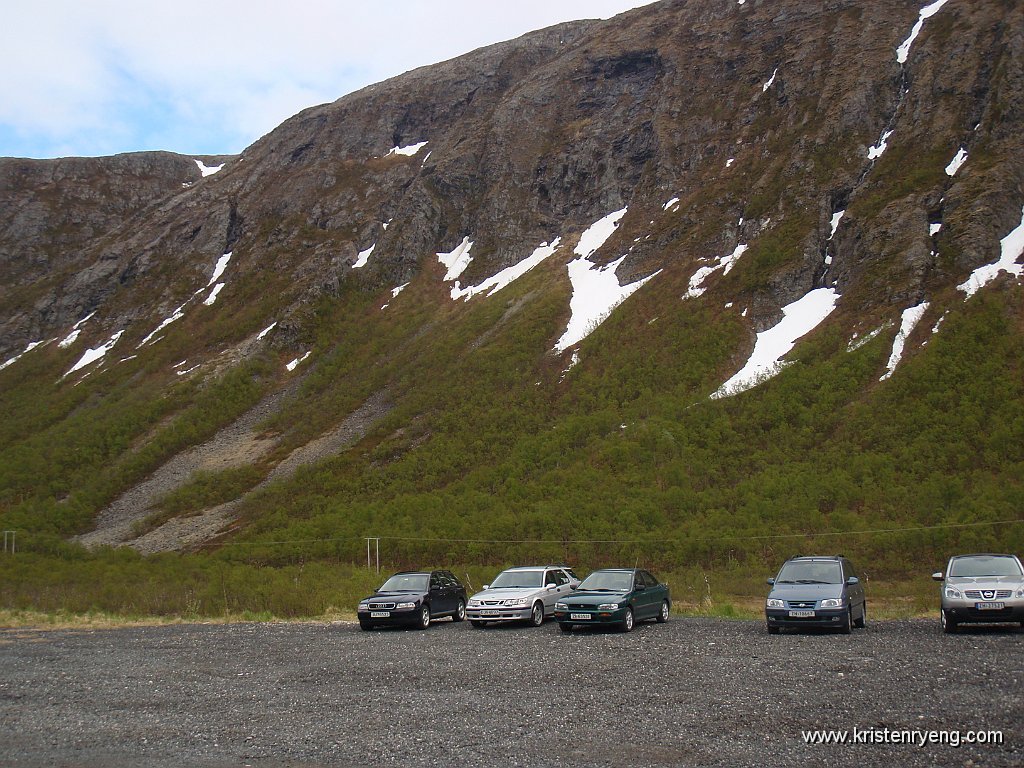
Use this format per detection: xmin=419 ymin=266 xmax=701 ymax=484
xmin=1 ymin=0 xmax=1022 ymax=554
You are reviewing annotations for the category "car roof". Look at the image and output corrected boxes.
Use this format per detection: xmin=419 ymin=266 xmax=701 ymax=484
xmin=787 ymin=555 xmax=842 ymax=562
xmin=588 ymin=568 xmax=638 ymax=573
xmin=950 ymin=553 xmax=1016 ymax=559
xmin=504 ymin=565 xmax=570 ymax=571
xmin=390 ymin=570 xmax=431 ymax=576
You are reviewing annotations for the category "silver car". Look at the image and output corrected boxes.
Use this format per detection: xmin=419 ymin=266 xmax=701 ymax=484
xmin=467 ymin=565 xmax=580 ymax=627
xmin=932 ymin=553 xmax=1024 ymax=633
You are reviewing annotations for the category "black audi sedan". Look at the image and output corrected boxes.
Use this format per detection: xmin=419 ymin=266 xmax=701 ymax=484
xmin=357 ymin=570 xmax=467 ymax=630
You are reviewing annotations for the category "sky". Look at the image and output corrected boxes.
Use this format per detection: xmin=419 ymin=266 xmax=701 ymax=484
xmin=1 ymin=1 xmax=657 ymax=160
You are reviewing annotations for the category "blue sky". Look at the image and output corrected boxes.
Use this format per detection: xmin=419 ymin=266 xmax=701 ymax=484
xmin=1 ymin=1 xmax=656 ymax=160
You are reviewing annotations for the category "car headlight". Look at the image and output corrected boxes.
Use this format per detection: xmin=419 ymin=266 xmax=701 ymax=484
xmin=1015 ymin=587 xmax=1024 ymax=599
xmin=766 ymin=599 xmax=784 ymax=609
xmin=504 ymin=598 xmax=528 ymax=607
xmin=819 ymin=598 xmax=843 ymax=608
xmin=358 ymin=601 xmax=369 ymax=609
xmin=468 ymin=599 xmax=481 ymax=607
xmin=396 ymin=601 xmax=417 ymax=609
xmin=598 ymin=603 xmax=621 ymax=611
xmin=555 ymin=602 xmax=568 ymax=611
xmin=944 ymin=587 xmax=962 ymax=600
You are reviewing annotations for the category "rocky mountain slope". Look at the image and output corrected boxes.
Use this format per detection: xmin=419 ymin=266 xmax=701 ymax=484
xmin=1 ymin=0 xmax=1022 ymax=567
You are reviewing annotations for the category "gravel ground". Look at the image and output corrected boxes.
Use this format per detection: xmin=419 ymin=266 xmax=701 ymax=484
xmin=0 ymin=617 xmax=1020 ymax=767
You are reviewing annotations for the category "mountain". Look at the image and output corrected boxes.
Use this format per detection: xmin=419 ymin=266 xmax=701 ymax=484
xmin=1 ymin=0 xmax=1022 ymax=609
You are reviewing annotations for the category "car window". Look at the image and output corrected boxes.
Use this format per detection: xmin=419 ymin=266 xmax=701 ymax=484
xmin=490 ymin=570 xmax=544 ymax=588
xmin=444 ymin=571 xmax=462 ymax=588
xmin=550 ymin=570 xmax=569 ymax=586
xmin=843 ymin=560 xmax=857 ymax=580
xmin=949 ymin=556 xmax=1023 ymax=578
xmin=430 ymin=573 xmax=442 ymax=590
xmin=641 ymin=570 xmax=658 ymax=587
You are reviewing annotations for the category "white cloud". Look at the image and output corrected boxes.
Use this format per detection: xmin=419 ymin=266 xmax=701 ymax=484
xmin=0 ymin=0 xmax=657 ymax=158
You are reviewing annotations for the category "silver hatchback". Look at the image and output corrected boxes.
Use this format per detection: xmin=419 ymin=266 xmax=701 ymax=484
xmin=467 ymin=565 xmax=580 ymax=627
xmin=932 ymin=553 xmax=1024 ymax=633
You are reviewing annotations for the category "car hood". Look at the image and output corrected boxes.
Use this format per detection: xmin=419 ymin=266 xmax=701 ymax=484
xmin=563 ymin=590 xmax=631 ymax=604
xmin=470 ymin=587 xmax=543 ymax=601
xmin=946 ymin=576 xmax=1023 ymax=589
xmin=768 ymin=583 xmax=844 ymax=601
xmin=363 ymin=591 xmax=424 ymax=601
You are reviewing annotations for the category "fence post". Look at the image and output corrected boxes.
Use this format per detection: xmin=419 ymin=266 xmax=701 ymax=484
xmin=2 ymin=531 xmax=14 ymax=554
xmin=365 ymin=537 xmax=380 ymax=573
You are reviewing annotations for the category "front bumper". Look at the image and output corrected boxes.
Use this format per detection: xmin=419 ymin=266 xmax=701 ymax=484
xmin=553 ymin=607 xmax=627 ymax=626
xmin=765 ymin=608 xmax=848 ymax=629
xmin=942 ymin=597 xmax=1024 ymax=624
xmin=466 ymin=605 xmax=533 ymax=622
xmin=357 ymin=607 xmax=421 ymax=626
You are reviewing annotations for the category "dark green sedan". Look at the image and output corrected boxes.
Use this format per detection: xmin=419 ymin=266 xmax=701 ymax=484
xmin=553 ymin=568 xmax=670 ymax=633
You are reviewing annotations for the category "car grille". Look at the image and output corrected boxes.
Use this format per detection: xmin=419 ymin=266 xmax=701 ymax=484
xmin=368 ymin=602 xmax=396 ymax=610
xmin=481 ymin=600 xmax=505 ymax=606
xmin=964 ymin=590 xmax=1012 ymax=599
xmin=786 ymin=601 xmax=817 ymax=609
xmin=569 ymin=604 xmax=598 ymax=610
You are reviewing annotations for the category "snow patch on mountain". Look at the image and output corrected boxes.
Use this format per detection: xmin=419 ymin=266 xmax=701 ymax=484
xmin=713 ymin=288 xmax=840 ymax=397
xmin=880 ymin=302 xmax=930 ymax=380
xmin=387 ymin=141 xmax=429 ymax=157
xmin=957 ymin=206 xmax=1024 ymax=297
xmin=352 ymin=244 xmax=375 ymax=269
xmin=945 ymin=147 xmax=968 ymax=177
xmin=195 ymin=159 xmax=225 ymax=177
xmin=450 ymin=239 xmax=562 ymax=301
xmin=438 ymin=237 xmax=474 ymax=281
xmin=64 ymin=330 xmax=124 ymax=378
xmin=684 ymin=240 xmax=748 ymax=300
xmin=896 ymin=0 xmax=951 ymax=64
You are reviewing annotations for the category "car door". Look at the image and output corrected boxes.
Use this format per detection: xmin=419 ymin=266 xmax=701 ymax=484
xmin=429 ymin=572 xmax=452 ymax=616
xmin=843 ymin=559 xmax=865 ymax=618
xmin=542 ymin=569 xmax=567 ymax=613
xmin=634 ymin=571 xmax=655 ymax=619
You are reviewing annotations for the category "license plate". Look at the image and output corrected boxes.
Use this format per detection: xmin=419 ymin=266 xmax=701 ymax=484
xmin=570 ymin=613 xmax=591 ymax=620
xmin=975 ymin=602 xmax=1004 ymax=610
xmin=370 ymin=611 xmax=390 ymax=618
xmin=788 ymin=610 xmax=815 ymax=618
xmin=481 ymin=610 xmax=499 ymax=616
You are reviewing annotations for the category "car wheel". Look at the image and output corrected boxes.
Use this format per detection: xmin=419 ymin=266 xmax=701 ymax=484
xmin=452 ymin=600 xmax=466 ymax=622
xmin=620 ymin=607 xmax=634 ymax=633
xmin=839 ymin=608 xmax=852 ymax=634
xmin=941 ymin=609 xmax=958 ymax=634
xmin=767 ymin=624 xmax=780 ymax=635
xmin=656 ymin=600 xmax=670 ymax=623
xmin=854 ymin=602 xmax=866 ymax=629
xmin=529 ymin=601 xmax=545 ymax=627
xmin=416 ymin=604 xmax=431 ymax=630
xmin=358 ymin=620 xmax=373 ymax=631
xmin=470 ymin=620 xmax=487 ymax=629
xmin=559 ymin=623 xmax=573 ymax=634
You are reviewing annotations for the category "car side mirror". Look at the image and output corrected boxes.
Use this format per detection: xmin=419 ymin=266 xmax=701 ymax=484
xmin=846 ymin=576 xmax=859 ymax=585
xmin=931 ymin=572 xmax=944 ymax=581
xmin=547 ymin=584 xmax=558 ymax=590
xmin=766 ymin=578 xmax=775 ymax=586
xmin=635 ymin=584 xmax=646 ymax=591
xmin=483 ymin=584 xmax=490 ymax=590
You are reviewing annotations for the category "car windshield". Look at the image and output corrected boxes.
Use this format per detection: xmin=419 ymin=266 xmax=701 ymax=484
xmin=578 ymin=571 xmax=634 ymax=592
xmin=378 ymin=574 xmax=428 ymax=592
xmin=949 ymin=556 xmax=1023 ymax=578
xmin=775 ymin=561 xmax=843 ymax=584
xmin=490 ymin=570 xmax=543 ymax=589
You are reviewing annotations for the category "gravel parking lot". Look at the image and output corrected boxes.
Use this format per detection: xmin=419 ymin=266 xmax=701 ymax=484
xmin=1 ymin=617 xmax=1021 ymax=767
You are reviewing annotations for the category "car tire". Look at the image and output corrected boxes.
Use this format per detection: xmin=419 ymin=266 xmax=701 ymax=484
xmin=358 ymin=620 xmax=373 ymax=631
xmin=529 ymin=601 xmax=545 ymax=627
xmin=620 ymin=607 xmax=634 ymax=633
xmin=656 ymin=600 xmax=670 ymax=623
xmin=559 ymin=623 xmax=573 ymax=634
xmin=767 ymin=624 xmax=780 ymax=635
xmin=839 ymin=608 xmax=852 ymax=634
xmin=452 ymin=600 xmax=466 ymax=622
xmin=470 ymin=620 xmax=487 ymax=629
xmin=854 ymin=602 xmax=866 ymax=629
xmin=941 ymin=609 xmax=958 ymax=634
xmin=416 ymin=604 xmax=431 ymax=630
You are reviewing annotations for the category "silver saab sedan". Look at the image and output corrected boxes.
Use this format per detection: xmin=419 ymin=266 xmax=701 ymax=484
xmin=467 ymin=565 xmax=580 ymax=627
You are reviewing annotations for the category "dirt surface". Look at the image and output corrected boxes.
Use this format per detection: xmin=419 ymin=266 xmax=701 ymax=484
xmin=75 ymin=387 xmax=392 ymax=554
xmin=0 ymin=618 xmax=1020 ymax=767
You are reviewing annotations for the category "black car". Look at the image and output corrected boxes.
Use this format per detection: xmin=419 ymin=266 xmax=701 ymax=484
xmin=357 ymin=570 xmax=467 ymax=630
xmin=765 ymin=555 xmax=867 ymax=634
